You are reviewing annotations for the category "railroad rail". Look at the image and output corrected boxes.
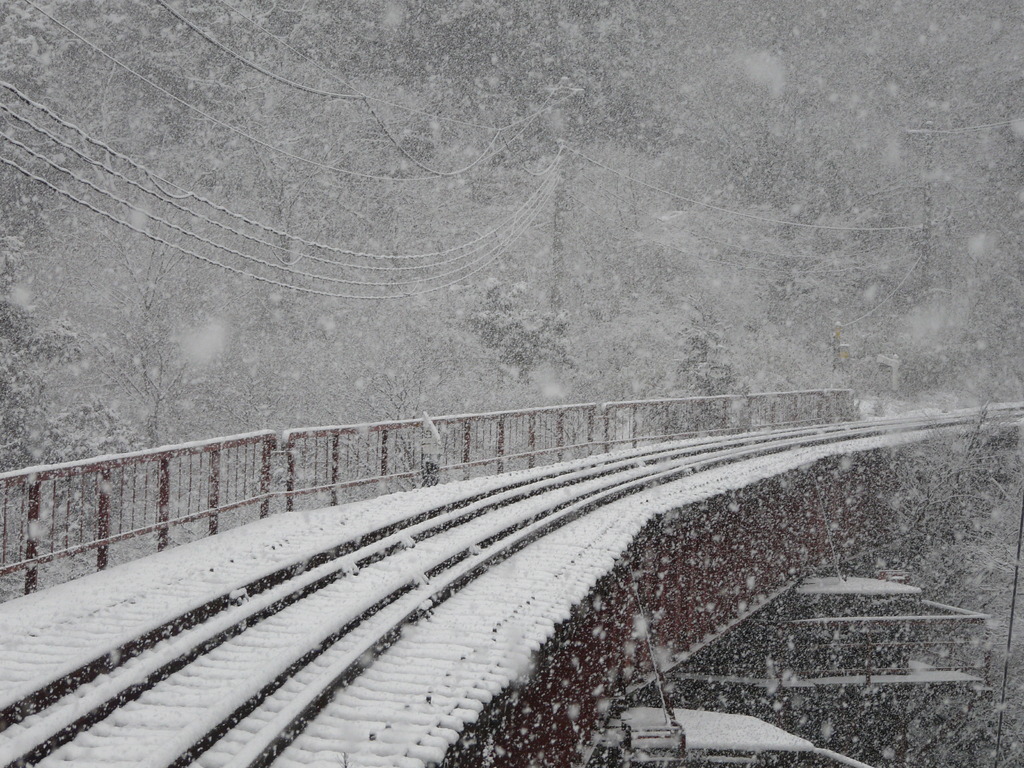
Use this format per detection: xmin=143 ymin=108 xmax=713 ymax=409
xmin=0 ymin=407 xmax=1015 ymax=768
xmin=0 ymin=390 xmax=854 ymax=595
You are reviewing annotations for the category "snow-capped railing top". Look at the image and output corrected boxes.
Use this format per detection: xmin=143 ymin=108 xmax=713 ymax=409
xmin=0 ymin=430 xmax=278 ymax=482
xmin=280 ymin=389 xmax=853 ymax=439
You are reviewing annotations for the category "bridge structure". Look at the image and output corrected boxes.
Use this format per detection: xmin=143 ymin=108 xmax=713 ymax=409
xmin=0 ymin=390 xmax=1017 ymax=768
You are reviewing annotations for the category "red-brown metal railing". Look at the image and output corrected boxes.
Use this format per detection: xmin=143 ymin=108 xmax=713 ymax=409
xmin=0 ymin=432 xmax=277 ymax=595
xmin=0 ymin=389 xmax=854 ymax=596
xmin=282 ymin=389 xmax=856 ymax=510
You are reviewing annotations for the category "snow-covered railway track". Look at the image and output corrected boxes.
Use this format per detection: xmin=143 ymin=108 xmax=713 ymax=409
xmin=2 ymin=435 xmax=743 ymax=768
xmin=0 ymin=439 xmax=702 ymax=728
xmin=0 ymin=409 xmax=1015 ymax=768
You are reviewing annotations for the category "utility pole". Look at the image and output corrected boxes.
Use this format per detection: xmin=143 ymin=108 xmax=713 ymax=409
xmin=545 ymin=80 xmax=582 ymax=313
xmin=906 ymin=121 xmax=935 ymax=294
xmin=550 ymin=163 xmax=568 ymax=311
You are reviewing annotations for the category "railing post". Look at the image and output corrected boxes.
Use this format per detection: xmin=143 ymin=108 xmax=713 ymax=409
xmin=261 ymin=436 xmax=274 ymax=518
xmin=380 ymin=428 xmax=390 ymax=476
xmin=556 ymin=411 xmax=565 ymax=463
xmin=24 ymin=476 xmax=40 ymax=594
xmin=207 ymin=449 xmax=221 ymax=536
xmin=462 ymin=420 xmax=471 ymax=465
xmin=420 ymin=413 xmax=442 ymax=487
xmin=97 ymin=467 xmax=111 ymax=570
xmin=527 ymin=413 xmax=536 ymax=469
xmin=330 ymin=433 xmax=340 ymax=507
xmin=285 ymin=437 xmax=296 ymax=513
xmin=462 ymin=420 xmax=472 ymax=480
xmin=586 ymin=406 xmax=595 ymax=454
xmin=496 ymin=417 xmax=506 ymax=474
xmin=603 ymin=406 xmax=611 ymax=453
xmin=157 ymin=455 xmax=170 ymax=551
xmin=632 ymin=403 xmax=639 ymax=448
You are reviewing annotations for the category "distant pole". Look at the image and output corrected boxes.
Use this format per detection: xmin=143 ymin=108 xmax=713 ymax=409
xmin=921 ymin=122 xmax=935 ymax=289
xmin=831 ymin=321 xmax=849 ymax=384
xmin=906 ymin=121 xmax=935 ymax=292
xmin=551 ymin=166 xmax=567 ymax=311
xmin=544 ymin=80 xmax=582 ymax=312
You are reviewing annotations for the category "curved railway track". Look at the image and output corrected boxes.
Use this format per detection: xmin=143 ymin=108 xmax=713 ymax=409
xmin=0 ymin=408 xmax=1017 ymax=768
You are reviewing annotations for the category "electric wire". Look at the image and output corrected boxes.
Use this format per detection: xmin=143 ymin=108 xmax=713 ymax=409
xmin=0 ymin=79 xmax=555 ymax=265
xmin=839 ymin=252 xmax=925 ymax=326
xmin=151 ymin=0 xmax=552 ymax=178
xmin=208 ymin=0 xmax=514 ymax=131
xmin=838 ymin=173 xmax=1016 ymax=325
xmin=567 ymin=191 xmax=800 ymax=275
xmin=567 ymin=145 xmax=922 ymax=232
xmin=360 ymin=101 xmax=500 ymax=178
xmin=0 ymin=147 xmax=556 ymax=298
xmin=202 ymin=0 xmax=567 ymax=174
xmin=1 ymin=103 xmax=554 ymax=275
xmin=573 ymin=176 xmax=878 ymax=276
xmin=152 ymin=0 xmax=363 ymax=101
xmin=577 ymin=169 xmax=885 ymax=267
xmin=0 ymin=130 xmax=404 ymax=287
xmin=20 ymin=0 xmax=537 ymax=184
xmin=907 ymin=119 xmax=1022 ymax=135
xmin=0 ymin=132 xmax=560 ymax=291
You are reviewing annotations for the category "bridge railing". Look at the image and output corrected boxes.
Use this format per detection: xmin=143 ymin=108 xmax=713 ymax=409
xmin=0 ymin=432 xmax=276 ymax=594
xmin=282 ymin=389 xmax=856 ymax=509
xmin=0 ymin=389 xmax=854 ymax=596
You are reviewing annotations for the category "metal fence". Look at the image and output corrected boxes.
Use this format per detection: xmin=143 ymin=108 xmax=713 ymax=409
xmin=0 ymin=432 xmax=276 ymax=595
xmin=0 ymin=389 xmax=854 ymax=596
xmin=282 ymin=389 xmax=855 ymax=508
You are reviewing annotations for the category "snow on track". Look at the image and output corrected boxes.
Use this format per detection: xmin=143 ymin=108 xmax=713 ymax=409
xmin=0 ymin=414 xmax=1002 ymax=768
xmin=0 ymin=420 xmax=846 ymax=712
xmin=243 ymin=429 xmax=954 ymax=768
xmin=5 ymin=453 xmax=692 ymax=767
xmin=0 ymin=468 xmax=556 ymax=711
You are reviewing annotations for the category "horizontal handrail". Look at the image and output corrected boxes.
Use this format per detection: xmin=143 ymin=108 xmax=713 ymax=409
xmin=0 ymin=431 xmax=278 ymax=483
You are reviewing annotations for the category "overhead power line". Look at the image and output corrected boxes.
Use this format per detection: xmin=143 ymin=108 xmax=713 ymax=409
xmin=840 ymin=252 xmax=924 ymax=326
xmin=567 ymin=146 xmax=922 ymax=233
xmin=0 ymin=152 xmax=538 ymax=299
xmin=568 ymin=191 xmax=803 ymax=275
xmin=0 ymin=80 xmax=559 ymax=271
xmin=576 ymin=173 xmax=881 ymax=273
xmin=209 ymin=0 xmax=520 ymax=132
xmin=1 ymin=121 xmax=561 ymax=296
xmin=0 ymin=144 xmax=558 ymax=298
xmin=906 ymin=119 xmax=1022 ymax=135
xmin=202 ymin=0 xmax=572 ymax=177
xmin=151 ymin=0 xmax=553 ymax=178
xmin=19 ymin=0 xmax=545 ymax=183
xmin=1 ymin=104 xmax=549 ymax=277
xmin=153 ymin=0 xmax=361 ymax=101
